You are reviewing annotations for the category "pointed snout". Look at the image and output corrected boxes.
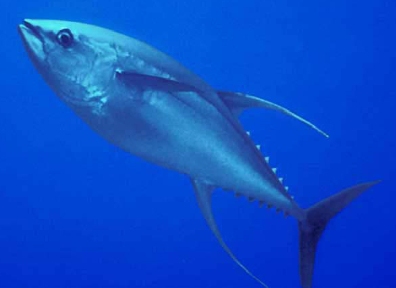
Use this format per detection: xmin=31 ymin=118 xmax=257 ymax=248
xmin=18 ymin=19 xmax=42 ymax=41
xmin=18 ymin=18 xmax=48 ymax=68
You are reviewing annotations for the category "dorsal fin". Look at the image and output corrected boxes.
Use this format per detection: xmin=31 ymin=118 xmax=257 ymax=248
xmin=191 ymin=179 xmax=269 ymax=288
xmin=217 ymin=91 xmax=329 ymax=138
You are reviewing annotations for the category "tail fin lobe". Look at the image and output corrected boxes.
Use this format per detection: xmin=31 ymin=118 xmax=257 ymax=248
xmin=298 ymin=181 xmax=380 ymax=288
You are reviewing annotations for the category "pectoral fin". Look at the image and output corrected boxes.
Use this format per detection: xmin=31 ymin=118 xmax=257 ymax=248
xmin=191 ymin=179 xmax=269 ymax=288
xmin=115 ymin=70 xmax=201 ymax=93
xmin=217 ymin=91 xmax=329 ymax=138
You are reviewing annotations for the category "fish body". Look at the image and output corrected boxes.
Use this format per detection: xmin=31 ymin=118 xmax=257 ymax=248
xmin=18 ymin=19 xmax=379 ymax=288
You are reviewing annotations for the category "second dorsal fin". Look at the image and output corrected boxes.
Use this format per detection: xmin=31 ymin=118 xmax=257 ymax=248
xmin=217 ymin=91 xmax=329 ymax=138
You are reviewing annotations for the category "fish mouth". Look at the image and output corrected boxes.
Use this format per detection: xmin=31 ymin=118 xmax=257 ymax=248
xmin=18 ymin=20 xmax=42 ymax=42
xmin=18 ymin=20 xmax=30 ymax=35
xmin=18 ymin=19 xmax=47 ymax=67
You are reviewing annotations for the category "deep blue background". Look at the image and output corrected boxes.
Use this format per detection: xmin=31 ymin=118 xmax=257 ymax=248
xmin=1 ymin=0 xmax=395 ymax=287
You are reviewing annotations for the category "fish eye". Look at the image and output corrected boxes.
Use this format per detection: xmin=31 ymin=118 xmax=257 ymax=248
xmin=56 ymin=29 xmax=74 ymax=48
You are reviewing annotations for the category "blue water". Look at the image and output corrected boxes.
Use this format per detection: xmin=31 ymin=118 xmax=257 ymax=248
xmin=1 ymin=0 xmax=395 ymax=287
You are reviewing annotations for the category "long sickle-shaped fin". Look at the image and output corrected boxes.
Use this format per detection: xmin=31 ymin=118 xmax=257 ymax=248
xmin=115 ymin=70 xmax=201 ymax=92
xmin=191 ymin=179 xmax=269 ymax=288
xmin=217 ymin=91 xmax=329 ymax=138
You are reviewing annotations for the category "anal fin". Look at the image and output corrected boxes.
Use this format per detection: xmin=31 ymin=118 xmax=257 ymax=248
xmin=191 ymin=179 xmax=269 ymax=288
